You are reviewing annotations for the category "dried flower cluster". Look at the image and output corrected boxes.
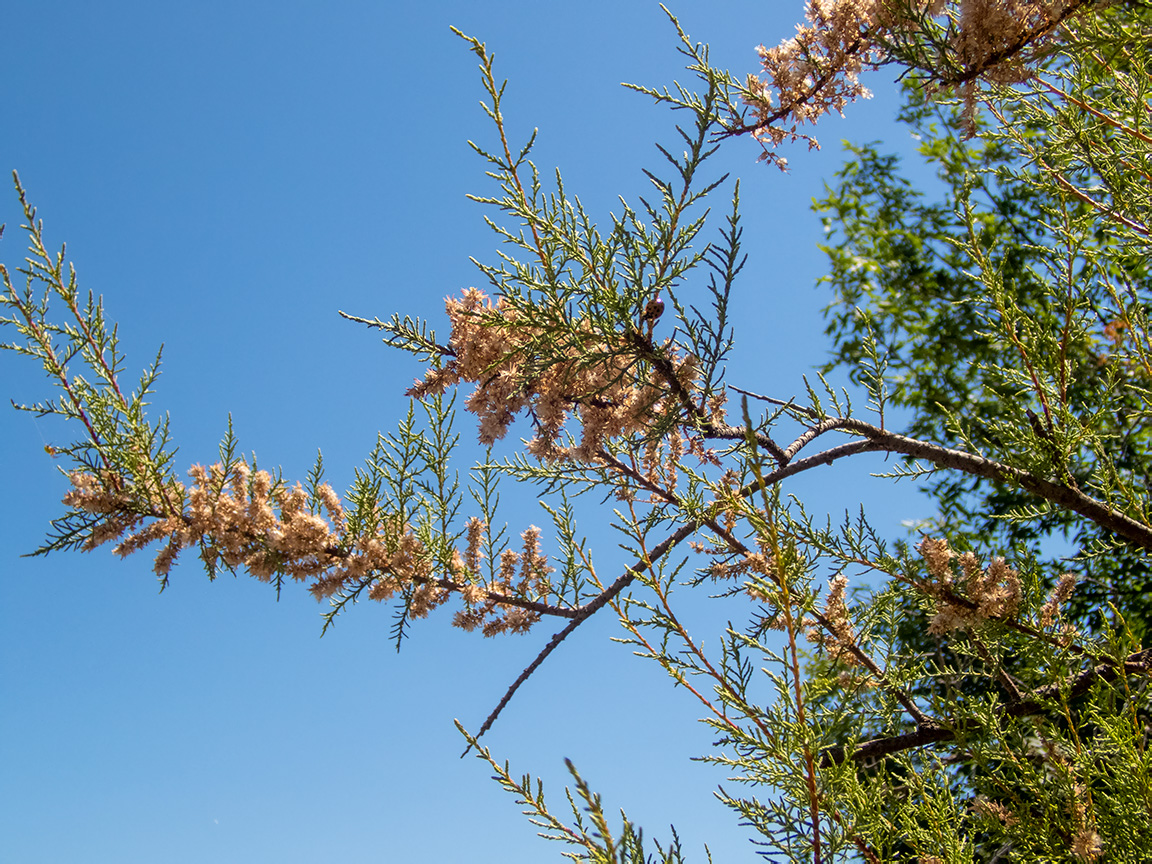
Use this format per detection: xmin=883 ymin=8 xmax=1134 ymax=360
xmin=953 ymin=0 xmax=1076 ymax=81
xmin=1070 ymin=782 xmax=1104 ymax=861
xmin=452 ymin=523 xmax=555 ymax=636
xmin=808 ymin=573 xmax=859 ymax=663
xmin=1072 ymin=825 xmax=1105 ymax=860
xmin=747 ymin=0 xmax=901 ymax=152
xmin=62 ymin=470 xmax=156 ymax=551
xmin=746 ymin=0 xmax=1084 ymax=151
xmin=1040 ymin=570 xmax=1078 ymax=629
xmin=409 ymin=288 xmax=699 ymax=462
xmin=971 ymin=796 xmax=1020 ymax=828
xmin=65 ymin=463 xmax=350 ymax=581
xmin=62 ymin=466 xmax=554 ymax=634
xmin=642 ymin=427 xmax=686 ymax=496
xmin=918 ymin=537 xmax=1023 ymax=633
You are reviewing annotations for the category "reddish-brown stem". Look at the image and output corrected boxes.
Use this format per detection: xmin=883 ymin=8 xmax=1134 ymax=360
xmin=619 ymin=497 xmax=768 ymax=739
xmin=16 ymin=306 xmax=110 ymax=471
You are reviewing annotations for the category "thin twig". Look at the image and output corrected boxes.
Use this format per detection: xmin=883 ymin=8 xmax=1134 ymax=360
xmin=464 ymin=519 xmax=702 ymax=752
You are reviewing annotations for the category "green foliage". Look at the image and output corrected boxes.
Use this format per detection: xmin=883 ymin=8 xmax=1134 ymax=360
xmin=816 ymin=13 xmax=1152 ymax=637
xmin=459 ymin=722 xmax=704 ymax=864
xmin=0 ymin=179 xmax=180 ymax=560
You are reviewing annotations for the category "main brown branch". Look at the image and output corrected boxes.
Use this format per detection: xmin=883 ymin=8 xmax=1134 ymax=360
xmin=820 ymin=647 xmax=1152 ymax=766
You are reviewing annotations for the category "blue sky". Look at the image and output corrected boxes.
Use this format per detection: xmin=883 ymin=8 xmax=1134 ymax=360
xmin=1 ymin=2 xmax=931 ymax=861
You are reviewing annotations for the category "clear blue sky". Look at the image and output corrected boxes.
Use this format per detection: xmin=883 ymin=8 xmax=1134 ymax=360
xmin=0 ymin=2 xmax=929 ymax=861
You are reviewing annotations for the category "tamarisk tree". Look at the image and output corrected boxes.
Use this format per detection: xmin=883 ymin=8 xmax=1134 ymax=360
xmin=4 ymin=2 xmax=1150 ymax=861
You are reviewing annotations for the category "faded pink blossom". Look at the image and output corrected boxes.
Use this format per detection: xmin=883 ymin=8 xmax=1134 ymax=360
xmin=410 ymin=288 xmax=698 ymax=462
